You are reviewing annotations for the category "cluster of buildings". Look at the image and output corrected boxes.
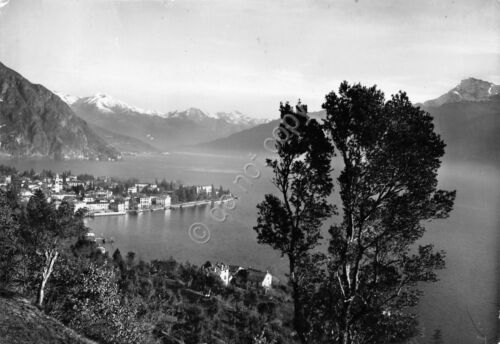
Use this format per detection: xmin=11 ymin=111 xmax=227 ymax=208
xmin=202 ymin=261 xmax=278 ymax=290
xmin=0 ymin=173 xmax=173 ymax=216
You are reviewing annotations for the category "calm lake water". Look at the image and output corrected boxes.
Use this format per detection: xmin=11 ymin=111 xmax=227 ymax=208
xmin=0 ymin=153 xmax=497 ymax=344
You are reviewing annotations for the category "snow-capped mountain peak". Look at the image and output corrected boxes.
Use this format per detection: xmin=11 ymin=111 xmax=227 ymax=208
xmin=76 ymin=93 xmax=161 ymax=116
xmin=53 ymin=91 xmax=80 ymax=106
xmin=166 ymin=107 xmax=211 ymax=121
xmin=55 ymin=91 xmax=271 ymax=125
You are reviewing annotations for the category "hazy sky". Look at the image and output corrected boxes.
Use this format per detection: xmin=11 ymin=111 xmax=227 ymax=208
xmin=0 ymin=0 xmax=499 ymax=117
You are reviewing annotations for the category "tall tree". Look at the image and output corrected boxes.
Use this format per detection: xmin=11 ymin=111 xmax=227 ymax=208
xmin=316 ymin=82 xmax=456 ymax=343
xmin=22 ymin=189 xmax=86 ymax=307
xmin=254 ymin=101 xmax=335 ymax=343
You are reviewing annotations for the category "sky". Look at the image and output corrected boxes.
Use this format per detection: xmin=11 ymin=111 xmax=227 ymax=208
xmin=0 ymin=0 xmax=499 ymax=118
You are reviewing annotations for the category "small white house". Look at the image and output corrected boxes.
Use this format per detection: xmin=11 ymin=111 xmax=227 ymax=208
xmin=84 ymin=232 xmax=96 ymax=242
xmin=213 ymin=263 xmax=232 ymax=286
xmin=261 ymin=271 xmax=273 ymax=289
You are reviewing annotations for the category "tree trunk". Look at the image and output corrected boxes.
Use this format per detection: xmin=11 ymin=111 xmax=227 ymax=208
xmin=292 ymin=281 xmax=306 ymax=343
xmin=342 ymin=331 xmax=351 ymax=344
xmin=289 ymin=258 xmax=307 ymax=344
xmin=37 ymin=250 xmax=58 ymax=308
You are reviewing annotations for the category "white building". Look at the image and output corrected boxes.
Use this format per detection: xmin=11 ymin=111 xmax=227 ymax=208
xmin=244 ymin=268 xmax=275 ymax=290
xmin=74 ymin=201 xmax=87 ymax=213
xmin=261 ymin=271 xmax=273 ymax=289
xmin=124 ymin=197 xmax=131 ymax=210
xmin=213 ymin=263 xmax=232 ymax=286
xmin=52 ymin=193 xmax=76 ymax=201
xmin=153 ymin=195 xmax=171 ymax=208
xmin=138 ymin=196 xmax=152 ymax=209
xmin=67 ymin=180 xmax=85 ymax=188
xmin=85 ymin=202 xmax=110 ymax=212
xmin=135 ymin=183 xmax=149 ymax=193
xmin=95 ymin=190 xmax=113 ymax=199
xmin=20 ymin=189 xmax=33 ymax=202
xmin=196 ymin=185 xmax=213 ymax=195
xmin=27 ymin=183 xmax=41 ymax=190
xmin=84 ymin=232 xmax=96 ymax=242
xmin=53 ymin=174 xmax=63 ymax=193
xmin=110 ymin=202 xmax=125 ymax=212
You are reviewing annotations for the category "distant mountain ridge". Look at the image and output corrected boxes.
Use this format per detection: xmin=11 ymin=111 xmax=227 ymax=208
xmin=0 ymin=62 xmax=120 ymax=160
xmin=189 ymin=110 xmax=326 ymax=152
xmin=195 ymin=79 xmax=500 ymax=164
xmin=423 ymin=78 xmax=500 ymax=108
xmin=165 ymin=108 xmax=269 ymax=126
xmin=63 ymin=93 xmax=271 ymax=151
xmin=73 ymin=94 xmax=162 ymax=116
xmin=56 ymin=93 xmax=270 ymax=127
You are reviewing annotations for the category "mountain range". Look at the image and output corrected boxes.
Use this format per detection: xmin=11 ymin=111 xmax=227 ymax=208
xmin=0 ymin=60 xmax=497 ymax=163
xmin=0 ymin=60 xmax=271 ymax=159
xmin=55 ymin=93 xmax=270 ymax=153
xmin=196 ymin=79 xmax=500 ymax=164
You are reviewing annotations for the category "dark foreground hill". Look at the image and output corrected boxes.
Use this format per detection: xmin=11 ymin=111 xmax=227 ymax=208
xmin=0 ymin=62 xmax=120 ymax=160
xmin=0 ymin=291 xmax=95 ymax=344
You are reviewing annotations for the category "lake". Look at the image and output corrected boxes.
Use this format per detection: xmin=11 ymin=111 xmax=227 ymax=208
xmin=0 ymin=153 xmax=497 ymax=344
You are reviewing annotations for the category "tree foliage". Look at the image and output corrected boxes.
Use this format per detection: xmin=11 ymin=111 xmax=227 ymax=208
xmin=21 ymin=189 xmax=86 ymax=306
xmin=254 ymin=101 xmax=335 ymax=342
xmin=50 ymin=262 xmax=147 ymax=344
xmin=0 ymin=191 xmax=23 ymax=289
xmin=310 ymin=82 xmax=456 ymax=343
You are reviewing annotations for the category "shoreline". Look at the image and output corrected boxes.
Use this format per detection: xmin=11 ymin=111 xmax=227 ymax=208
xmin=86 ymin=197 xmax=235 ymax=217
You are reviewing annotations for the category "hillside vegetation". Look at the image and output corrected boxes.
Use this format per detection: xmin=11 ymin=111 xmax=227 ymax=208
xmin=0 ymin=290 xmax=96 ymax=344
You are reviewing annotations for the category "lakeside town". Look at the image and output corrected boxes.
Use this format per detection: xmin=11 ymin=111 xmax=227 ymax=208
xmin=0 ymin=165 xmax=232 ymax=217
xmin=0 ymin=165 xmax=282 ymax=293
